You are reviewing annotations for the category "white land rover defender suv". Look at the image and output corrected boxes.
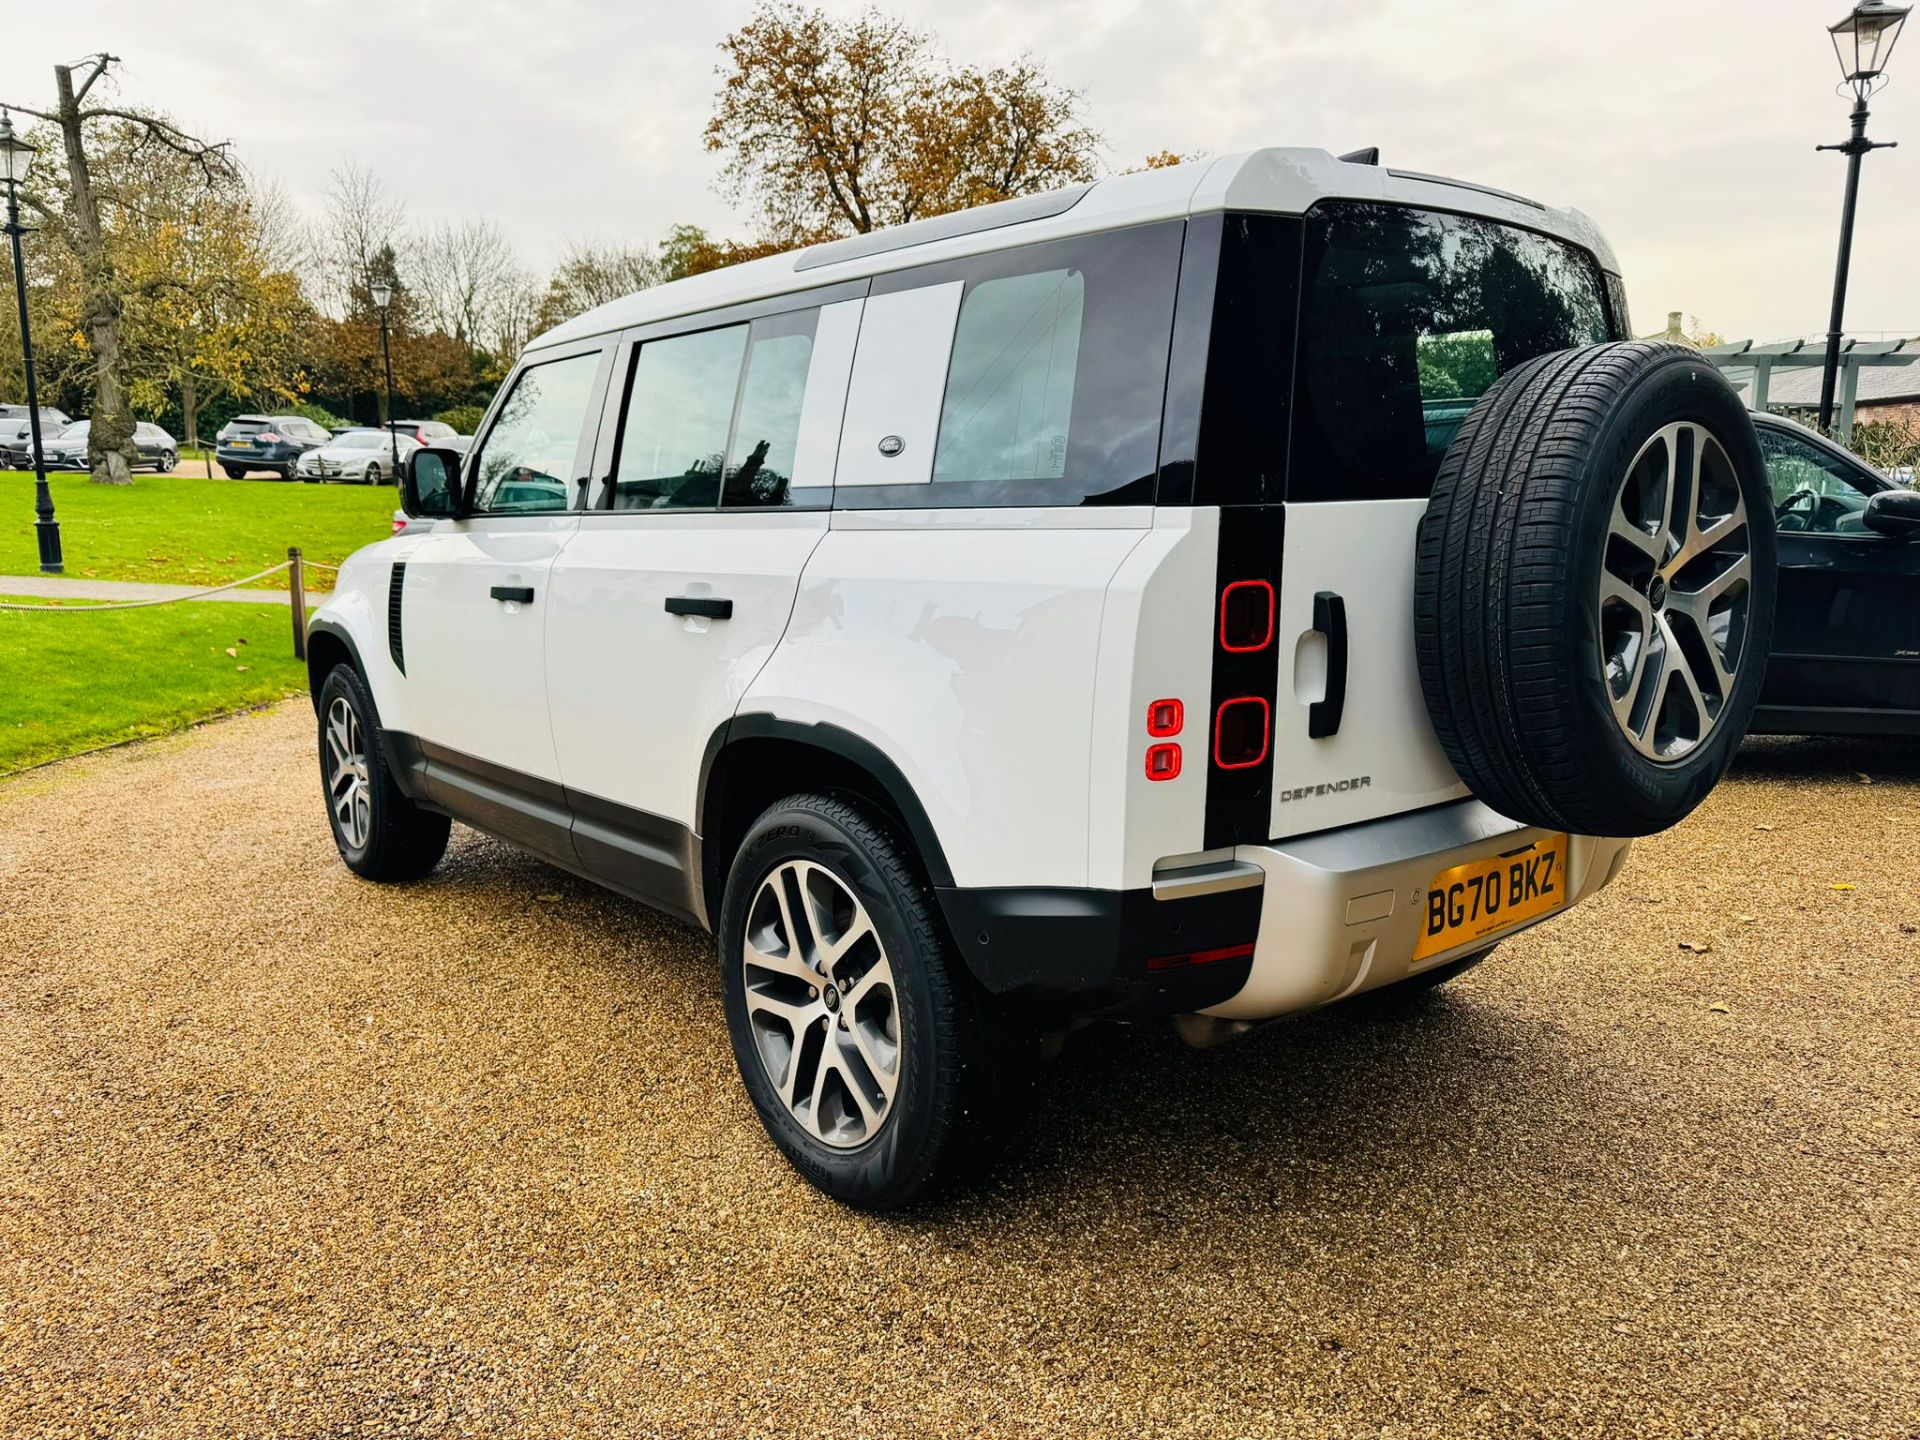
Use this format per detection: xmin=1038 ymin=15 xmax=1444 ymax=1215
xmin=309 ymin=150 xmax=1775 ymax=1208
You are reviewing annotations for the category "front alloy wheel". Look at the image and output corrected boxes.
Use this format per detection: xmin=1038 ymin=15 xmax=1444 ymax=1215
xmin=323 ymin=695 xmax=372 ymax=850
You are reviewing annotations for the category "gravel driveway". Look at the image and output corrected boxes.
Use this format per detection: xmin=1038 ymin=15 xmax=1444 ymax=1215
xmin=2 ymin=705 xmax=1915 ymax=1438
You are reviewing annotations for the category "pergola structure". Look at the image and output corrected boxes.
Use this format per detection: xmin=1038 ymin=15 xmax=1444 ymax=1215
xmin=1702 ymin=336 xmax=1920 ymax=444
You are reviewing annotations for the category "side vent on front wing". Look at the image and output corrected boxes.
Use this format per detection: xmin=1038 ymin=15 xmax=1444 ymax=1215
xmin=387 ymin=562 xmax=407 ymax=675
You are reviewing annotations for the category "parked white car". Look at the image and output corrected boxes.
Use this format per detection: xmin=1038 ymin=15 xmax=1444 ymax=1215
xmin=295 ymin=428 xmax=419 ymax=484
xmin=306 ymin=150 xmax=1776 ymax=1208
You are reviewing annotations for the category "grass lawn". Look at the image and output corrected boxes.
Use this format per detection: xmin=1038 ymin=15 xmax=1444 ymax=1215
xmin=0 ymin=597 xmax=308 ymax=773
xmin=1 ymin=470 xmax=396 ymax=591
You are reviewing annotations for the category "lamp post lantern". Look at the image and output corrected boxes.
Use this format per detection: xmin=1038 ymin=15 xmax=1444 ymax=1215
xmin=1 ymin=110 xmax=61 ymax=572
xmin=1816 ymin=0 xmax=1909 ymax=431
xmin=369 ymin=274 xmax=400 ymax=485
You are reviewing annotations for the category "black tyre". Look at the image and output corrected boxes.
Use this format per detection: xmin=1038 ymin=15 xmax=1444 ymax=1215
xmin=159 ymin=451 xmax=177 ymax=473
xmin=222 ymin=464 xmax=247 ymax=479
xmin=315 ymin=663 xmax=451 ymax=881
xmin=1415 ymin=342 xmax=1775 ymax=838
xmin=365 ymin=462 xmax=381 ymax=486
xmin=719 ymin=793 xmax=1019 ymax=1209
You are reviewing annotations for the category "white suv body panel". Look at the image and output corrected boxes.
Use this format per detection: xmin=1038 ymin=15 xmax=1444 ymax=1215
xmin=1269 ymin=500 xmax=1469 ymax=838
xmin=546 ymin=509 xmax=830 ymax=829
xmin=743 ymin=507 xmax=1153 ymax=891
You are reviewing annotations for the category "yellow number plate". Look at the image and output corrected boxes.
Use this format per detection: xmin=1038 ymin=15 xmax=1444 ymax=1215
xmin=1413 ymin=835 xmax=1568 ymax=960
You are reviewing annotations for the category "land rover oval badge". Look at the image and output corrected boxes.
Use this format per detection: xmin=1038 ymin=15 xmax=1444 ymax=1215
xmin=878 ymin=434 xmax=905 ymax=457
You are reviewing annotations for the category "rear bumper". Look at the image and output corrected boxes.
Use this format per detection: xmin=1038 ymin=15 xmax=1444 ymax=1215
xmin=1206 ymin=800 xmax=1632 ymax=1021
xmin=936 ymin=799 xmax=1631 ymax=1023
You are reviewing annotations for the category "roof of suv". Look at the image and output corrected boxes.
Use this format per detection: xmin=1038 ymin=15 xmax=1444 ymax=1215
xmin=533 ymin=148 xmax=1620 ymax=352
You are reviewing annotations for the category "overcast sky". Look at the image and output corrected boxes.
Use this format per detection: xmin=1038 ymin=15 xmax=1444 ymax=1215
xmin=3 ymin=0 xmax=1915 ymax=342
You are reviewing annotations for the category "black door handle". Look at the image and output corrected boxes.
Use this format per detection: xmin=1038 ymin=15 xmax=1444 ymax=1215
xmin=665 ymin=596 xmax=733 ymax=619
xmin=490 ymin=585 xmax=535 ymax=604
xmin=1307 ymin=590 xmax=1348 ymax=739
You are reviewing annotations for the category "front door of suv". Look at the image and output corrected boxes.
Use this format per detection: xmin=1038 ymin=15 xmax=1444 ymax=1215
xmin=397 ymin=340 xmax=612 ymax=863
xmin=1756 ymin=421 xmax=1920 ymax=726
xmin=542 ymin=298 xmax=860 ymax=919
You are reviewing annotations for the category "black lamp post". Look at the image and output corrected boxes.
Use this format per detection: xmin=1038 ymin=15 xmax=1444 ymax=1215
xmin=369 ymin=274 xmax=400 ymax=485
xmin=1816 ymin=0 xmax=1909 ymax=430
xmin=1 ymin=110 xmax=60 ymax=573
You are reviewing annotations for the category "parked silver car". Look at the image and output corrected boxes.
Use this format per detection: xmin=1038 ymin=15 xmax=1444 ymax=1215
xmin=294 ymin=428 xmax=420 ymax=484
xmin=42 ymin=420 xmax=179 ymax=472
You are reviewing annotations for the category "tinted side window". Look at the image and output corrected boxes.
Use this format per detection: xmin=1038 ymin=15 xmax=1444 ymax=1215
xmin=470 ymin=352 xmax=601 ymax=514
xmin=723 ymin=309 xmax=819 ymax=508
xmin=933 ymin=269 xmax=1083 ymax=484
xmin=840 ymin=221 xmax=1183 ymax=509
xmin=1289 ymin=202 xmax=1616 ymax=502
xmin=608 ymin=326 xmax=748 ymax=510
xmin=1758 ymin=426 xmax=1875 ymax=535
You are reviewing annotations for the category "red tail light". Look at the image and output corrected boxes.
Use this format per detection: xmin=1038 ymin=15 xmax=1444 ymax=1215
xmin=257 ymin=431 xmax=281 ymax=442
xmin=1213 ymin=696 xmax=1271 ymax=770
xmin=1146 ymin=698 xmax=1184 ymax=737
xmin=1219 ymin=579 xmax=1275 ymax=652
xmin=1145 ymin=743 xmax=1182 ymax=781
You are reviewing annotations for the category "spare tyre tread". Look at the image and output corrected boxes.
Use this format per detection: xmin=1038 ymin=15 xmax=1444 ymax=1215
xmin=1414 ymin=341 xmax=1775 ymax=838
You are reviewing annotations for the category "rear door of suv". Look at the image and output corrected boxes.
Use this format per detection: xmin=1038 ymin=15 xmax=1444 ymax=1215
xmin=1202 ymin=202 xmax=1623 ymax=841
xmin=540 ymin=290 xmax=864 ymax=919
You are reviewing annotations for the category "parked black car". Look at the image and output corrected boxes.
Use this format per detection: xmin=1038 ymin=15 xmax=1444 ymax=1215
xmin=215 ymin=414 xmax=332 ymax=479
xmin=41 ymin=419 xmax=180 ymax=472
xmin=0 ymin=404 xmax=73 ymax=467
xmin=1748 ymin=412 xmax=1920 ymax=736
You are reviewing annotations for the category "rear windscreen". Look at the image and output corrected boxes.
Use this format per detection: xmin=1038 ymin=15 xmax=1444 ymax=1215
xmin=1288 ymin=202 xmax=1616 ymax=502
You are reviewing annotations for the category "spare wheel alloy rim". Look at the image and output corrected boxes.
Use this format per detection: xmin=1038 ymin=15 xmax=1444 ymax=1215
xmin=740 ymin=859 xmax=900 ymax=1149
xmin=1598 ymin=420 xmax=1753 ymax=764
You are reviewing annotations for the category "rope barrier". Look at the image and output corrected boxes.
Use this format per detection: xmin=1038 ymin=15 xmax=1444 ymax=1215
xmin=0 ymin=561 xmax=296 ymax=611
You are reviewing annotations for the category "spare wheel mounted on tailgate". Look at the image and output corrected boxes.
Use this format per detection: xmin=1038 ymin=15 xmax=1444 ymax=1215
xmin=1415 ymin=341 xmax=1776 ymax=838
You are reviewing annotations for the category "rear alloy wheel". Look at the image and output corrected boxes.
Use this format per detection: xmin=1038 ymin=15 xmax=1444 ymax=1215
xmin=739 ymin=859 xmax=901 ymax=1148
xmin=720 ymin=793 xmax=1024 ymax=1209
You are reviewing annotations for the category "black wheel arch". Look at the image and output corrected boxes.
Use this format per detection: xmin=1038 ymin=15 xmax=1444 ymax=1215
xmin=698 ymin=715 xmax=956 ymax=931
xmin=305 ymin=619 xmax=364 ymax=713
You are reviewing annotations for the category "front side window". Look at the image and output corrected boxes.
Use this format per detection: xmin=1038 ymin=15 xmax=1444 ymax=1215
xmin=469 ymin=351 xmax=601 ymax=514
xmin=1758 ymin=425 xmax=1875 ymax=535
xmin=1288 ymin=202 xmax=1616 ymax=501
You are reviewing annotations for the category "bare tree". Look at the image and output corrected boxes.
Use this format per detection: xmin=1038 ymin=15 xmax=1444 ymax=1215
xmin=415 ymin=218 xmax=518 ymax=355
xmin=2 ymin=54 xmax=235 ymax=483
xmin=533 ymin=239 xmax=662 ymax=333
xmin=314 ymin=162 xmax=406 ymax=315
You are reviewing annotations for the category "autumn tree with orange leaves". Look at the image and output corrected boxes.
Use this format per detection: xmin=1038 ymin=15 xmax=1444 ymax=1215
xmin=704 ymin=4 xmax=1102 ymax=242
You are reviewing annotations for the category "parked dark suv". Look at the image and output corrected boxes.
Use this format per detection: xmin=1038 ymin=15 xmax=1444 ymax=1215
xmin=215 ymin=414 xmax=332 ymax=479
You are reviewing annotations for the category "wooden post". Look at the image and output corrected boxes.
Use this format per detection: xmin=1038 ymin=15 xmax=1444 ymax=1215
xmin=289 ymin=546 xmax=307 ymax=661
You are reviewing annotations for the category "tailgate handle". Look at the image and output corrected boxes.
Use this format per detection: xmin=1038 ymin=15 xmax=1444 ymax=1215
xmin=665 ymin=595 xmax=733 ymax=620
xmin=490 ymin=585 xmax=535 ymax=604
xmin=1308 ymin=590 xmax=1348 ymax=740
